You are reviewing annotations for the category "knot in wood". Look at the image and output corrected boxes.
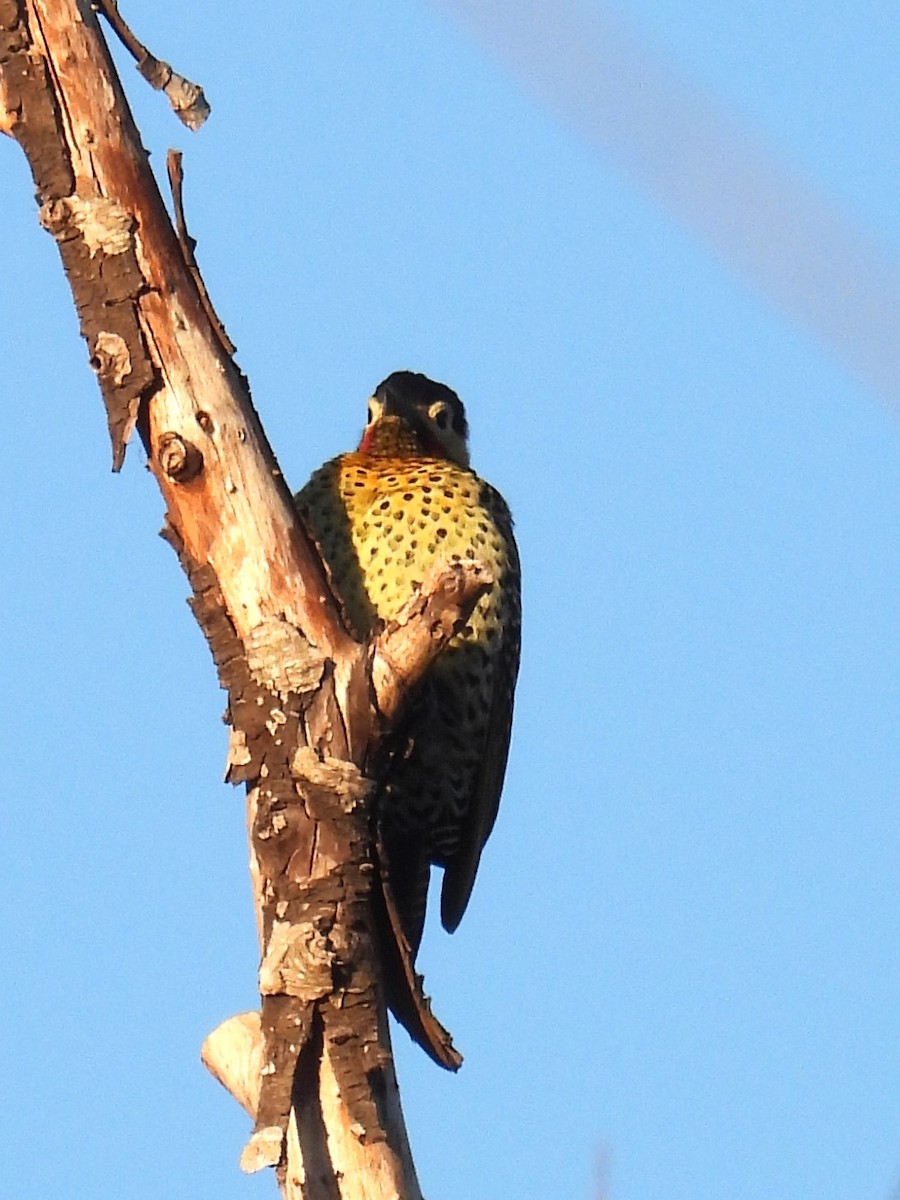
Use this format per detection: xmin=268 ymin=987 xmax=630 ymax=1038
xmin=258 ymin=918 xmax=334 ymax=1000
xmin=89 ymin=331 xmax=132 ymax=388
xmin=38 ymin=194 xmax=134 ymax=256
xmin=158 ymin=431 xmax=203 ymax=482
xmin=245 ymin=618 xmax=325 ymax=696
xmin=291 ymin=747 xmax=372 ymax=816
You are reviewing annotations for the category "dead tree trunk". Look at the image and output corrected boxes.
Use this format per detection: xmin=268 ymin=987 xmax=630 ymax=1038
xmin=1 ymin=3 xmax=484 ymax=1196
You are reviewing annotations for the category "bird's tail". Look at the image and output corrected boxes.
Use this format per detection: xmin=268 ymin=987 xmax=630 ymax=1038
xmin=373 ymin=833 xmax=462 ymax=1071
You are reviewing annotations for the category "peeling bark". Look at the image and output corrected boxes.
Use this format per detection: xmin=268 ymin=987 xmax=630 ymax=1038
xmin=3 ymin=3 xmax=487 ymax=1196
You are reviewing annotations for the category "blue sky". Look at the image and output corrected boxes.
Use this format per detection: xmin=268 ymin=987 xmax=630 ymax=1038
xmin=2 ymin=3 xmax=899 ymax=1198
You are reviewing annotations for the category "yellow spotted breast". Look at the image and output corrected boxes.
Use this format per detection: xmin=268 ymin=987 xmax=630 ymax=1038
xmin=295 ymin=449 xmax=521 ymax=946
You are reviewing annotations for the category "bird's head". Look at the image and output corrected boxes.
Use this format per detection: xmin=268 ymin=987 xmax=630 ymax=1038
xmin=358 ymin=371 xmax=470 ymax=467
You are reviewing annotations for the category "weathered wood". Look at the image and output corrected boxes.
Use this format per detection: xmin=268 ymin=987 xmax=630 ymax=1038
xmin=94 ymin=0 xmax=210 ymax=130
xmin=203 ymin=1009 xmax=423 ymax=1200
xmin=372 ymin=560 xmax=493 ymax=724
xmin=2 ymin=4 xmax=491 ymax=1195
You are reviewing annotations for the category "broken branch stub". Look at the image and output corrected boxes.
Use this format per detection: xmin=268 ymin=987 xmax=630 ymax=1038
xmin=372 ymin=560 xmax=493 ymax=723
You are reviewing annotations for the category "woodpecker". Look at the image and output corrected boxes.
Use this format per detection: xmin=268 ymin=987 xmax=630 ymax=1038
xmin=295 ymin=371 xmax=520 ymax=970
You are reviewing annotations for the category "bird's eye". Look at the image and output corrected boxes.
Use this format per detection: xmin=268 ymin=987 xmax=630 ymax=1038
xmin=367 ymin=403 xmax=377 ymax=424
xmin=429 ymin=401 xmax=450 ymax=431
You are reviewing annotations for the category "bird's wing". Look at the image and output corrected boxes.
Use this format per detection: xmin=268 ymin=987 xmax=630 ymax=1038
xmin=440 ymin=489 xmax=521 ymax=933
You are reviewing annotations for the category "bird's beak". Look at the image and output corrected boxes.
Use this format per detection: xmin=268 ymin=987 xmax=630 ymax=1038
xmin=374 ymin=382 xmax=404 ymax=420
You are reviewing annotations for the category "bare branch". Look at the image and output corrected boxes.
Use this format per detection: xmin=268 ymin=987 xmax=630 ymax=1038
xmin=372 ymin=559 xmax=493 ymax=722
xmin=166 ymin=149 xmax=236 ymax=356
xmin=202 ymin=1011 xmax=425 ymax=1200
xmin=2 ymin=3 xmax=482 ymax=1195
xmin=94 ymin=0 xmax=209 ymax=128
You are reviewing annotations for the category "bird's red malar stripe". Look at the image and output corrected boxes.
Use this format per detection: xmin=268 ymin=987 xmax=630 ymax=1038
xmin=357 ymin=423 xmax=447 ymax=460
